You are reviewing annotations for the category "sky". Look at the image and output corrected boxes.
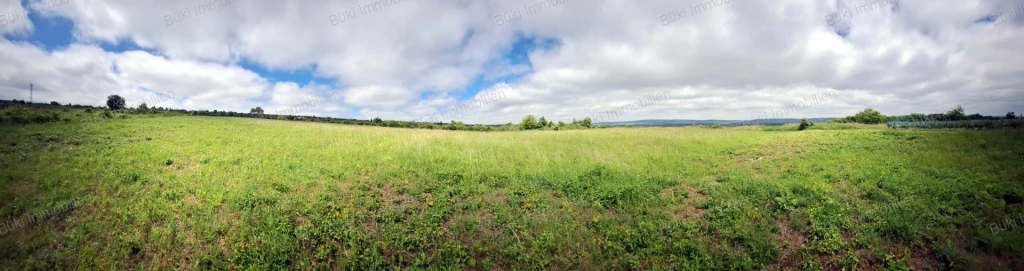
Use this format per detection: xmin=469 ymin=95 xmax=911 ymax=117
xmin=0 ymin=0 xmax=1022 ymax=124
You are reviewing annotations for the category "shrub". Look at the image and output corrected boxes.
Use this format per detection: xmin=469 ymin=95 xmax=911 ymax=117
xmin=853 ymin=108 xmax=886 ymax=124
xmin=0 ymin=106 xmax=61 ymax=124
xmin=520 ymin=115 xmax=541 ymax=130
xmin=30 ymin=112 xmax=54 ymax=123
xmin=799 ymin=118 xmax=811 ymax=130
xmin=945 ymin=106 xmax=966 ymax=121
xmin=106 ymin=95 xmax=126 ymax=110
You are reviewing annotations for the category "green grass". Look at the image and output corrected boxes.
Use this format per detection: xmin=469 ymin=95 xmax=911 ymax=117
xmin=1 ymin=116 xmax=1022 ymax=270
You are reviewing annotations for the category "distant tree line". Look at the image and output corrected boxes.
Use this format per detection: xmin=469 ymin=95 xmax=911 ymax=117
xmin=507 ymin=115 xmax=601 ymax=131
xmin=0 ymin=96 xmax=188 ymax=125
xmin=7 ymin=95 xmax=1019 ymax=131
xmin=1 ymin=96 xmax=611 ymax=132
xmin=831 ymin=106 xmax=1018 ymax=124
xmin=828 ymin=107 xmax=1021 ymax=130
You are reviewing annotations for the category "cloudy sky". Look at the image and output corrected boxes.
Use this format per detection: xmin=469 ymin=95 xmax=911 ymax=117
xmin=0 ymin=0 xmax=1022 ymax=124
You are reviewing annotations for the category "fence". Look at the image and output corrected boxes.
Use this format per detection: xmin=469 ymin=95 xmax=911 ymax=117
xmin=886 ymin=119 xmax=1024 ymax=129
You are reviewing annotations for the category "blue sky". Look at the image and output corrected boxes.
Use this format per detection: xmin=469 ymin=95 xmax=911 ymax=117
xmin=2 ymin=4 xmax=549 ymax=120
xmin=1 ymin=0 xmax=1022 ymax=124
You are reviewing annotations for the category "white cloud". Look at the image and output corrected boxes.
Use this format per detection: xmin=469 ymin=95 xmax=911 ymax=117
xmin=265 ymin=82 xmax=346 ymax=116
xmin=0 ymin=0 xmax=1021 ymax=124
xmin=0 ymin=41 xmax=269 ymax=113
xmin=0 ymin=0 xmax=32 ymax=35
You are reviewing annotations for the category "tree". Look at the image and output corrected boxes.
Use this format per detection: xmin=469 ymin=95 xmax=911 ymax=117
xmin=448 ymin=121 xmax=466 ymax=130
xmin=799 ymin=118 xmax=811 ymax=130
xmin=106 ymin=95 xmax=126 ymax=110
xmin=539 ymin=116 xmax=548 ymax=127
xmin=49 ymin=101 xmax=59 ymax=106
xmin=139 ymin=103 xmax=149 ymax=110
xmin=250 ymin=107 xmax=264 ymax=115
xmin=1008 ymin=112 xmax=1016 ymax=119
xmin=582 ymin=117 xmax=593 ymax=128
xmin=520 ymin=115 xmax=541 ymax=130
xmin=945 ymin=106 xmax=966 ymax=121
xmin=853 ymin=108 xmax=886 ymax=124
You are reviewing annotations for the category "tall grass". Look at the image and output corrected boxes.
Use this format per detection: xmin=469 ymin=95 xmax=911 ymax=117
xmin=0 ymin=117 xmax=1021 ymax=269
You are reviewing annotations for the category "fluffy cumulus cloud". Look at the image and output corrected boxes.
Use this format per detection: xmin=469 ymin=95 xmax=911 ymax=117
xmin=0 ymin=0 xmax=1022 ymax=123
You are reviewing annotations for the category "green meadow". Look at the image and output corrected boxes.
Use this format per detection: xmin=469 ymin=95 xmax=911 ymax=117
xmin=1 ymin=113 xmax=1023 ymax=270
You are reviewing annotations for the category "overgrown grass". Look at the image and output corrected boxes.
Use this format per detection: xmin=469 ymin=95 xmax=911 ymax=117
xmin=0 ymin=117 xmax=1022 ymax=270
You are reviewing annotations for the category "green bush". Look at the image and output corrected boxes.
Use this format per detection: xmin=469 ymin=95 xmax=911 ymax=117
xmin=853 ymin=108 xmax=886 ymax=124
xmin=520 ymin=115 xmax=541 ymax=130
xmin=106 ymin=95 xmax=126 ymax=110
xmin=0 ymin=106 xmax=61 ymax=124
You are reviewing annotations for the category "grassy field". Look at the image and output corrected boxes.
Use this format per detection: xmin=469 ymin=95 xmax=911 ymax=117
xmin=1 ymin=115 xmax=1023 ymax=270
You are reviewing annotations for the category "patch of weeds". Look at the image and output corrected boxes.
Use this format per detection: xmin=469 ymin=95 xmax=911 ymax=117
xmin=272 ymin=183 xmax=291 ymax=193
xmin=164 ymin=191 xmax=183 ymax=201
xmin=800 ymin=254 xmax=823 ymax=271
xmin=840 ymin=250 xmax=860 ymax=270
xmin=672 ymin=189 xmax=690 ymax=202
xmin=803 ymin=200 xmax=850 ymax=253
xmin=120 ymin=171 xmax=146 ymax=184
xmin=883 ymin=250 xmax=912 ymax=271
xmin=870 ymin=198 xmax=932 ymax=243
xmin=234 ymin=193 xmax=278 ymax=211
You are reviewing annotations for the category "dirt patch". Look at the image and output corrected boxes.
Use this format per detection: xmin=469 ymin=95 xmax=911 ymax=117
xmin=380 ymin=185 xmax=417 ymax=207
xmin=442 ymin=213 xmax=464 ymax=235
xmin=737 ymin=154 xmax=773 ymax=163
xmin=480 ymin=210 xmax=493 ymax=227
xmin=767 ymin=220 xmax=807 ymax=270
xmin=662 ymin=185 xmax=708 ymax=220
xmin=175 ymin=161 xmax=200 ymax=175
xmin=217 ymin=239 xmax=230 ymax=257
xmin=485 ymin=193 xmax=508 ymax=205
xmin=908 ymin=244 xmax=944 ymax=271
xmin=181 ymin=194 xmax=202 ymax=210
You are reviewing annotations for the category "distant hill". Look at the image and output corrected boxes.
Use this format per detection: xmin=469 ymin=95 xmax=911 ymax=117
xmin=597 ymin=118 xmax=835 ymax=127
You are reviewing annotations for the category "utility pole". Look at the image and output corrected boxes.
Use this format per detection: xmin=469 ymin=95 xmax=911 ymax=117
xmin=30 ymin=83 xmax=33 ymax=103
